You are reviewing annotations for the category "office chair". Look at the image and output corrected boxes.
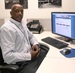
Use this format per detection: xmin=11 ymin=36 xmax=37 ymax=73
xmin=0 ymin=43 xmax=49 ymax=73
xmin=0 ymin=47 xmax=19 ymax=73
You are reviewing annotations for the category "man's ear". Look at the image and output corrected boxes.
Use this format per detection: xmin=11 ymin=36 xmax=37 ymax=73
xmin=10 ymin=11 xmax=12 ymax=16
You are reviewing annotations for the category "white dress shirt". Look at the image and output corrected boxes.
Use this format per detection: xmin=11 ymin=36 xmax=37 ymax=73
xmin=0 ymin=18 xmax=39 ymax=64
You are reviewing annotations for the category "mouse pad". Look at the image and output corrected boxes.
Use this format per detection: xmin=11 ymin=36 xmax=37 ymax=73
xmin=60 ymin=48 xmax=75 ymax=58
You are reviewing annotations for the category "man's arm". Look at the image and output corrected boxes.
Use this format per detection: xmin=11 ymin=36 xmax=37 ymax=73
xmin=27 ymin=27 xmax=39 ymax=45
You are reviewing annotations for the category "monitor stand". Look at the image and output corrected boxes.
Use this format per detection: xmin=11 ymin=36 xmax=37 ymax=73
xmin=63 ymin=37 xmax=72 ymax=42
xmin=55 ymin=36 xmax=69 ymax=41
xmin=56 ymin=36 xmax=75 ymax=44
xmin=69 ymin=40 xmax=75 ymax=44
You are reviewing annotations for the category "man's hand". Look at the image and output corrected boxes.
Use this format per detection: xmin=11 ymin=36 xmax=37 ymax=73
xmin=31 ymin=44 xmax=40 ymax=60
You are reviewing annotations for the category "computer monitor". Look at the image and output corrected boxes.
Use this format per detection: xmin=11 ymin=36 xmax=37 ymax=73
xmin=51 ymin=12 xmax=75 ymax=40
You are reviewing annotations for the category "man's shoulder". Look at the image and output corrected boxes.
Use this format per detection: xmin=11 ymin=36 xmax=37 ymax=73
xmin=1 ymin=21 xmax=10 ymax=29
xmin=0 ymin=20 xmax=16 ymax=32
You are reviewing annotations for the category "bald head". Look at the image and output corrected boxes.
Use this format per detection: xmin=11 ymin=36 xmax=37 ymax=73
xmin=11 ymin=4 xmax=23 ymax=11
xmin=10 ymin=4 xmax=23 ymax=22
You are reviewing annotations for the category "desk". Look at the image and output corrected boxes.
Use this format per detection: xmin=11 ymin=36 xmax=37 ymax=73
xmin=36 ymin=57 xmax=75 ymax=73
xmin=33 ymin=31 xmax=75 ymax=73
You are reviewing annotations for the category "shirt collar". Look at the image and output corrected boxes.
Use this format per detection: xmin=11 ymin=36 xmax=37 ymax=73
xmin=9 ymin=18 xmax=22 ymax=27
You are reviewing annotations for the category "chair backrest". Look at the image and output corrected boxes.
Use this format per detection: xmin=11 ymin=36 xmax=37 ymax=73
xmin=0 ymin=47 xmax=4 ymax=65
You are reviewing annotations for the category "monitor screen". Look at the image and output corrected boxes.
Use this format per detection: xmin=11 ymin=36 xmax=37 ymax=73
xmin=51 ymin=12 xmax=75 ymax=40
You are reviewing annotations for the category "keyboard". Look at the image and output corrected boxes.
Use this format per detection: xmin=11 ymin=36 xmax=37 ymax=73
xmin=41 ymin=37 xmax=69 ymax=49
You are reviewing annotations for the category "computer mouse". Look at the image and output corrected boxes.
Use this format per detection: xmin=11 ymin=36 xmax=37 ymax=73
xmin=62 ymin=49 xmax=71 ymax=55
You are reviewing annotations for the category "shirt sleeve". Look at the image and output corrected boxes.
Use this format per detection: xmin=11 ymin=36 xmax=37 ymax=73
xmin=26 ymin=27 xmax=39 ymax=45
xmin=0 ymin=27 xmax=31 ymax=64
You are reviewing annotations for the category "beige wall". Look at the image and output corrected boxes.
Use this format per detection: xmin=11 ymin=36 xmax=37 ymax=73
xmin=0 ymin=0 xmax=75 ymax=30
xmin=0 ymin=0 xmax=75 ymax=19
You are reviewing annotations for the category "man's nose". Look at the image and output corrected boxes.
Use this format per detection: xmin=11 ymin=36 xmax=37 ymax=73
xmin=19 ymin=12 xmax=22 ymax=15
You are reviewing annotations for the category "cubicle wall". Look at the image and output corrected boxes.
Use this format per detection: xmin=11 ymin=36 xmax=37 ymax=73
xmin=27 ymin=18 xmax=51 ymax=31
xmin=0 ymin=19 xmax=4 ymax=27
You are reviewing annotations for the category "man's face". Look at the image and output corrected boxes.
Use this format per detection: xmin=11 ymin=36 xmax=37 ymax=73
xmin=10 ymin=4 xmax=23 ymax=22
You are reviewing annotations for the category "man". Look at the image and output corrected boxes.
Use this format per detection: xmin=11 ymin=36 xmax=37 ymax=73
xmin=0 ymin=4 xmax=40 ymax=65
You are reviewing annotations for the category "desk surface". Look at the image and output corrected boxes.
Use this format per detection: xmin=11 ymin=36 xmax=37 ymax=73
xmin=33 ymin=31 xmax=75 ymax=73
xmin=36 ymin=57 xmax=75 ymax=73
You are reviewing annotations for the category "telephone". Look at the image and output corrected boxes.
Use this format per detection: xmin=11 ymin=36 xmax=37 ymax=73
xmin=27 ymin=22 xmax=40 ymax=29
xmin=27 ymin=20 xmax=43 ymax=33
